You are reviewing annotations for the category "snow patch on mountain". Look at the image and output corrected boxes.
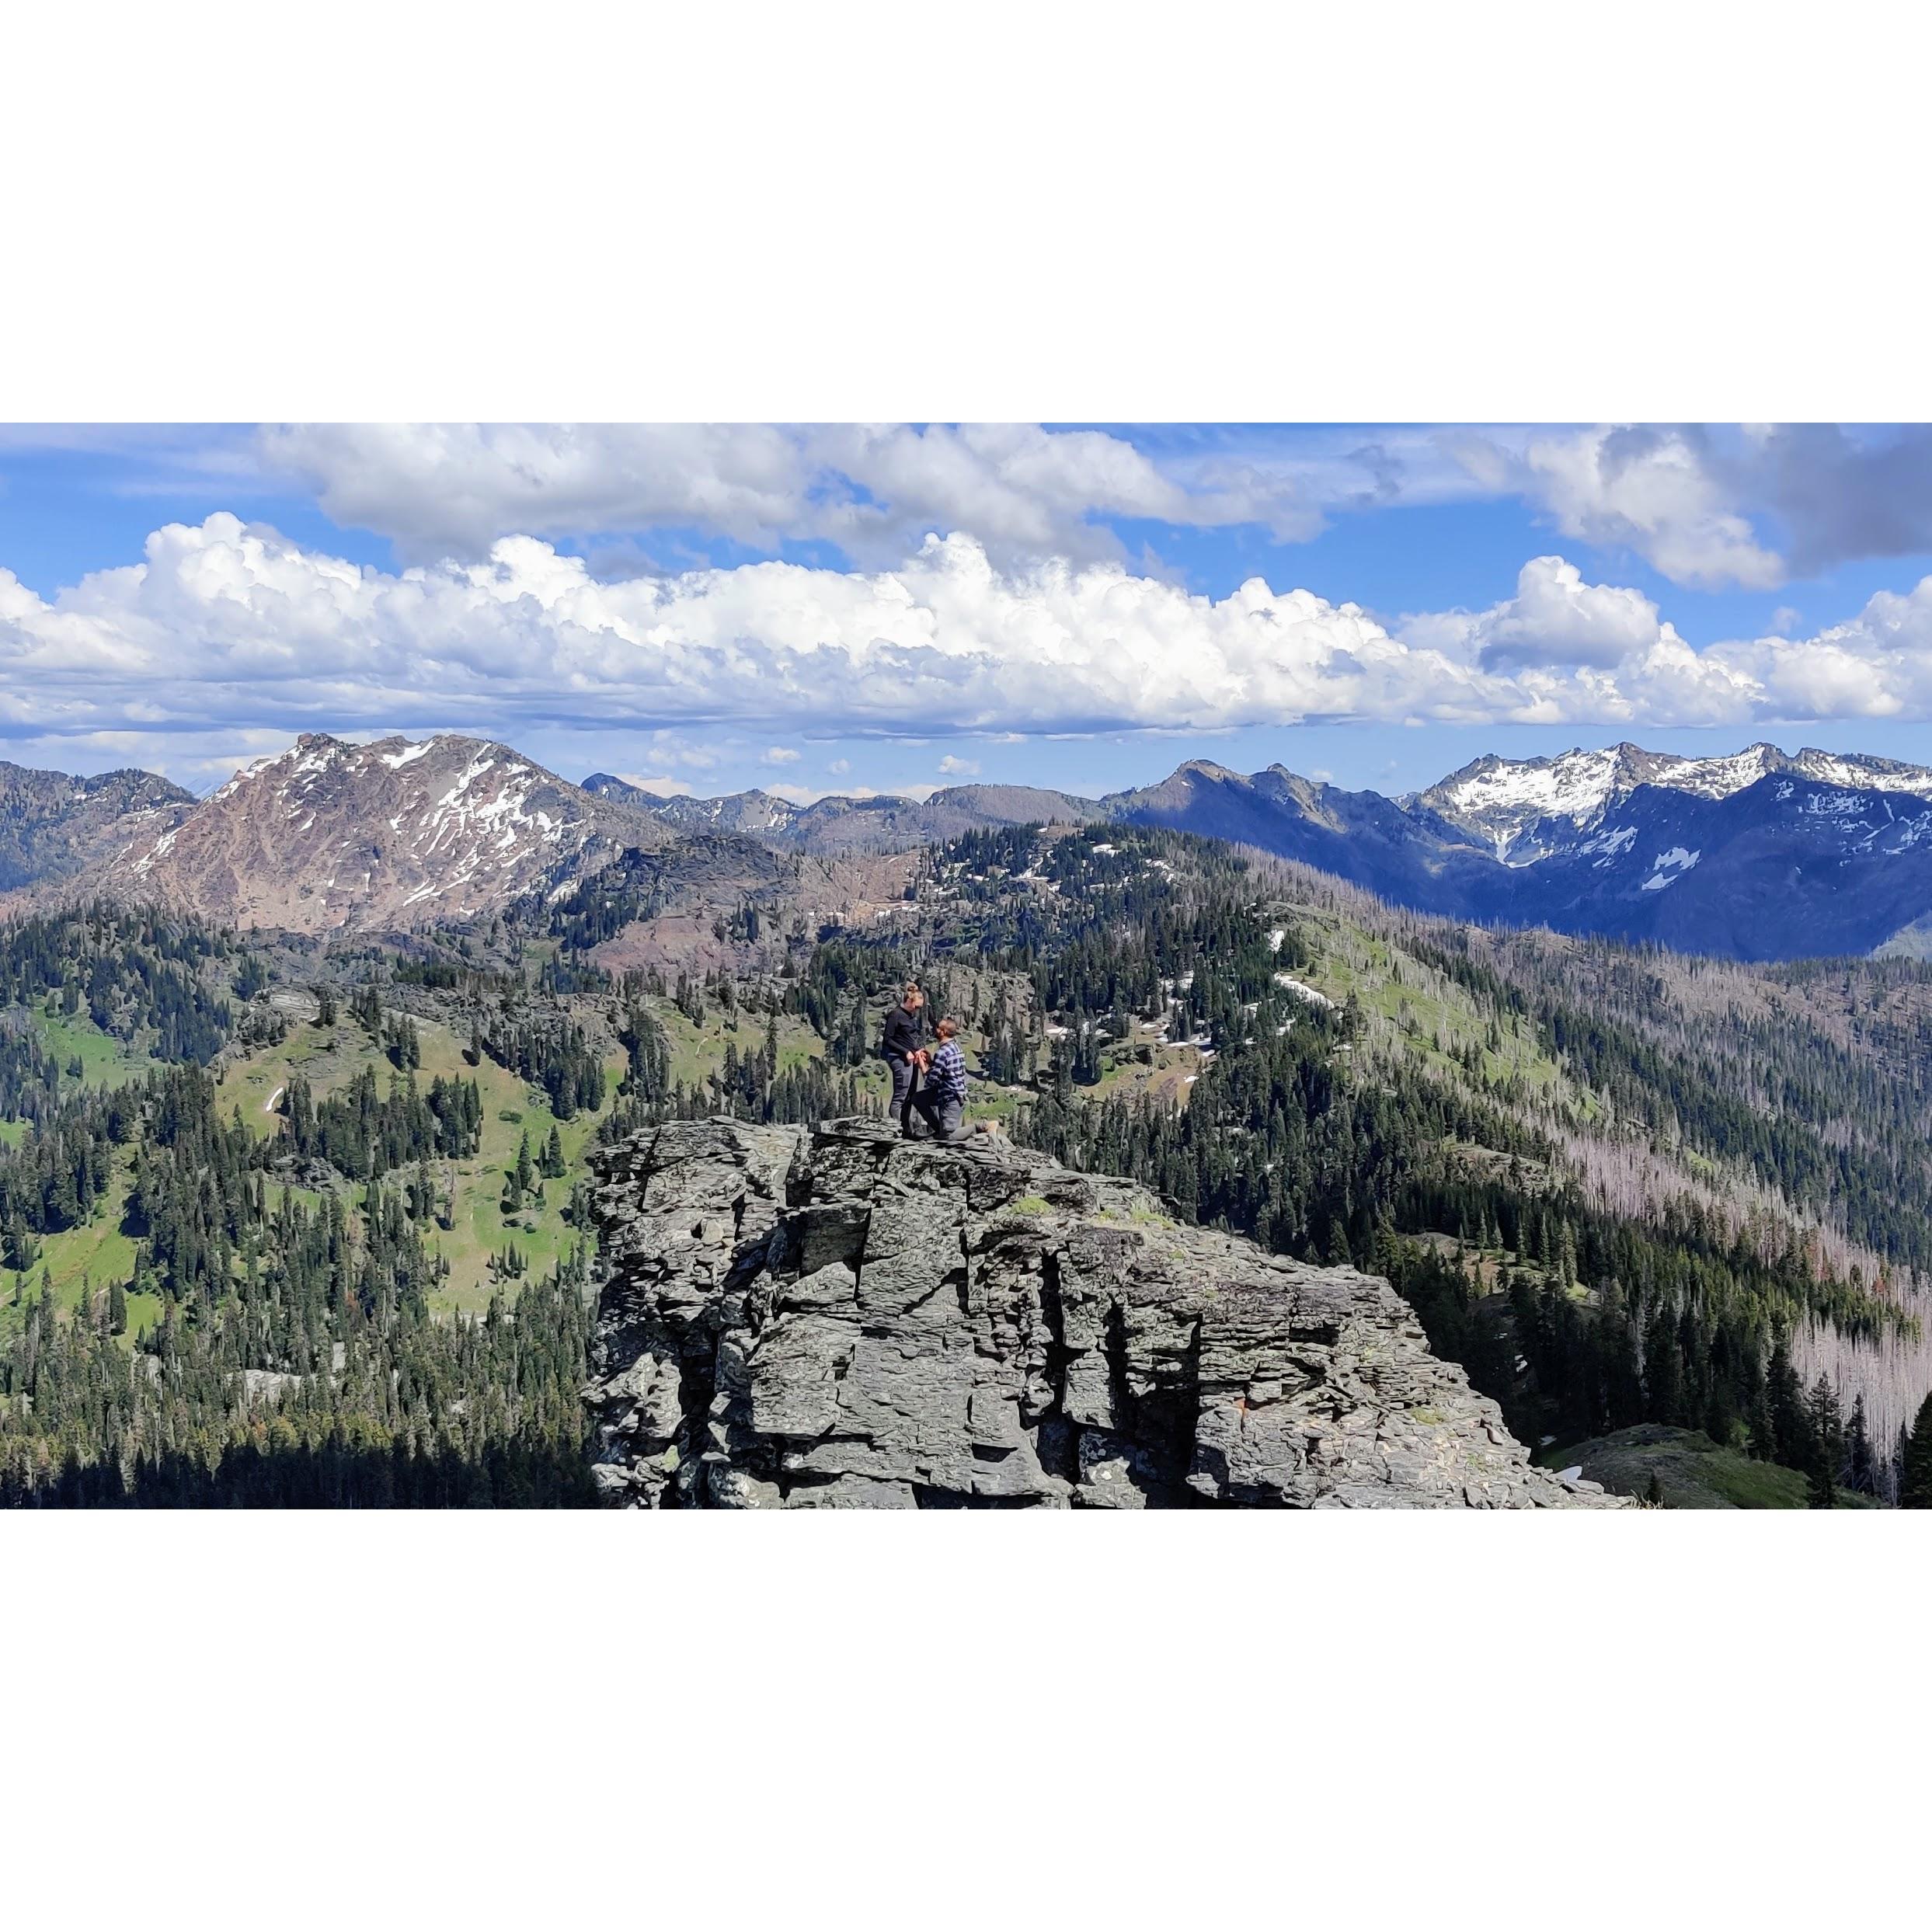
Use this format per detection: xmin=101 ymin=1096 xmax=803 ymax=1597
xmin=98 ymin=730 xmax=691 ymax=934
xmin=1803 ymin=790 xmax=1868 ymax=818
xmin=1435 ymin=746 xmax=1627 ymax=848
xmin=1640 ymin=847 xmax=1700 ymax=891
xmin=1791 ymin=750 xmax=1932 ymax=794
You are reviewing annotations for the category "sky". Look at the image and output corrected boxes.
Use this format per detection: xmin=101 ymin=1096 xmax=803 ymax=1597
xmin=8 ymin=423 xmax=1932 ymax=802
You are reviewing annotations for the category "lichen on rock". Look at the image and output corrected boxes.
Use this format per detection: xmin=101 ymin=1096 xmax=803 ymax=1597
xmin=584 ymin=1118 xmax=1625 ymax=1509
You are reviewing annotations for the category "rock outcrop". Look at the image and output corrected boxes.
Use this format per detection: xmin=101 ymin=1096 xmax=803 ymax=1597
xmin=586 ymin=1118 xmax=1623 ymax=1509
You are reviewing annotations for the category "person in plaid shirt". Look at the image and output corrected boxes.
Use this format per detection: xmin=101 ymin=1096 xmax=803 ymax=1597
xmin=913 ymin=1015 xmax=969 ymax=1140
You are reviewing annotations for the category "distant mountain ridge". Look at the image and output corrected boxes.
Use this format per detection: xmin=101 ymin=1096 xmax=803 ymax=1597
xmin=589 ymin=740 xmax=1932 ymax=959
xmin=0 ymin=759 xmax=193 ymax=893
xmin=78 ymin=733 xmax=779 ymax=935
xmin=15 ymin=733 xmax=1932 ymax=957
xmin=583 ymin=771 xmax=1101 ymax=854
xmin=1410 ymin=740 xmax=1932 ymax=861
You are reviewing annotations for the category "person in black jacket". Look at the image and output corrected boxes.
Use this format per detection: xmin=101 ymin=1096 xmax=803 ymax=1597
xmin=880 ymin=983 xmax=928 ymax=1137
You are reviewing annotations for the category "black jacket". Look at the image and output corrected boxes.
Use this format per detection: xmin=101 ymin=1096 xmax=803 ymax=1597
xmin=881 ymin=1004 xmax=927 ymax=1061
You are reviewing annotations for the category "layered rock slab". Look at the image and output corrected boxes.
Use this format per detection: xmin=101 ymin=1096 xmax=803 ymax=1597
xmin=585 ymin=1119 xmax=1623 ymax=1509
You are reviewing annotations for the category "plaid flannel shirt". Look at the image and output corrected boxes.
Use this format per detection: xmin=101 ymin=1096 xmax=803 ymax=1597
xmin=925 ymin=1038 xmax=968 ymax=1104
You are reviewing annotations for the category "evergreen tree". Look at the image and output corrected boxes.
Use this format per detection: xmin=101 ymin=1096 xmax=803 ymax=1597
xmin=1765 ymin=1332 xmax=1811 ymax=1471
xmin=1847 ymin=1391 xmax=1875 ymax=1495
xmin=1899 ymin=1394 xmax=1932 ymax=1509
xmin=1806 ymin=1373 xmax=1844 ymax=1507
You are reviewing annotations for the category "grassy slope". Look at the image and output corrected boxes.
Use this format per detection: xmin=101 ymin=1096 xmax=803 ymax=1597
xmin=220 ymin=1012 xmax=619 ymax=1314
xmin=1286 ymin=906 xmax=1593 ymax=1111
xmin=0 ymin=985 xmax=849 ymax=1335
xmin=224 ymin=999 xmax=835 ymax=1314
xmin=27 ymin=1005 xmax=155 ymax=1094
xmin=1540 ymin=1425 xmax=1878 ymax=1509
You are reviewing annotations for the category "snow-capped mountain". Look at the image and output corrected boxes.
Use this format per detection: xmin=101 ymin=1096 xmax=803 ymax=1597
xmin=26 ymin=729 xmax=1932 ymax=958
xmin=573 ymin=740 xmax=1932 ymax=956
xmin=1409 ymin=742 xmax=1932 ymax=863
xmin=92 ymin=733 xmax=712 ymax=934
xmin=1098 ymin=742 xmax=1932 ymax=959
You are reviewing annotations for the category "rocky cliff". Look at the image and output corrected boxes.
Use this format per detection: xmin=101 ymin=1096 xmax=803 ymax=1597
xmin=586 ymin=1118 xmax=1622 ymax=1509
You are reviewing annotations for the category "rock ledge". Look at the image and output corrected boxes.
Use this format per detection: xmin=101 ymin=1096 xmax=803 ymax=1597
xmin=585 ymin=1119 xmax=1624 ymax=1509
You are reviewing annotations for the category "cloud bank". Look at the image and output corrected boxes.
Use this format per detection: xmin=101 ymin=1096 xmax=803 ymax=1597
xmin=259 ymin=423 xmax=1329 ymax=569
xmin=0 ymin=516 xmax=1927 ymax=775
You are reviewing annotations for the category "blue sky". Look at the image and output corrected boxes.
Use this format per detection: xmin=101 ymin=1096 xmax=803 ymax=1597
xmin=6 ymin=422 xmax=1932 ymax=799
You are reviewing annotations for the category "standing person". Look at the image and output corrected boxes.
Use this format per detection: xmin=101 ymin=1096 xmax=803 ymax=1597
xmin=879 ymin=982 xmax=928 ymax=1137
xmin=914 ymin=1016 xmax=969 ymax=1141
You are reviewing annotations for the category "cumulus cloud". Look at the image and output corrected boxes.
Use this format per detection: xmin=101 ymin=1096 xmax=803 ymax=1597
xmin=1441 ymin=423 xmax=1932 ymax=593
xmin=1406 ymin=557 xmax=1677 ymax=672
xmin=937 ymin=754 xmax=980 ymax=775
xmin=44 ymin=420 xmax=1932 ymax=600
xmin=760 ymin=745 xmax=801 ymax=765
xmin=1518 ymin=426 xmax=1784 ymax=590
xmin=5 ymin=513 xmax=1932 ymax=778
xmin=259 ymin=423 xmax=1325 ymax=569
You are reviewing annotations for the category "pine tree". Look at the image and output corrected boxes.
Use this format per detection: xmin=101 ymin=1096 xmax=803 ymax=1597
xmin=1806 ymin=1374 xmax=1843 ymax=1508
xmin=1847 ymin=1392 xmax=1875 ymax=1495
xmin=1765 ymin=1331 xmax=1811 ymax=1470
xmin=1899 ymin=1394 xmax=1932 ymax=1509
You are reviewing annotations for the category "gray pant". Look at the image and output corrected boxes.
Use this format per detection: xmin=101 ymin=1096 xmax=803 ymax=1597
xmin=914 ymin=1090 xmax=963 ymax=1140
xmin=888 ymin=1054 xmax=921 ymax=1133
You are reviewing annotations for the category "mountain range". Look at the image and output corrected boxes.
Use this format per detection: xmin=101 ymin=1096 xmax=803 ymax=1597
xmin=8 ymin=732 xmax=1932 ymax=958
xmin=597 ymin=740 xmax=1932 ymax=959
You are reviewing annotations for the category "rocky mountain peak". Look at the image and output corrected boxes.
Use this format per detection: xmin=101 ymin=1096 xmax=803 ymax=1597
xmin=97 ymin=730 xmax=671 ymax=933
xmin=585 ymin=1117 xmax=1623 ymax=1509
xmin=0 ymin=757 xmax=195 ymax=894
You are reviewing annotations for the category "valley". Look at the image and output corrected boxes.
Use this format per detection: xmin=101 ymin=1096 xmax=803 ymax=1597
xmin=5 ymin=732 xmax=1932 ymax=1504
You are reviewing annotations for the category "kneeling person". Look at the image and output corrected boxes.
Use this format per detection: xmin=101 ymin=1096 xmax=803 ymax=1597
xmin=914 ymin=1016 xmax=969 ymax=1140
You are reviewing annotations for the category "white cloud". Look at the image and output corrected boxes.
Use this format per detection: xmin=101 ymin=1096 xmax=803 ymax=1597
xmin=632 ymin=731 xmax=725 ymax=770
xmin=259 ymin=422 xmax=1325 ymax=569
xmin=764 ymin=778 xmax=937 ymax=806
xmin=9 ymin=513 xmax=1932 ymax=779
xmin=50 ymin=419 xmax=1932 ymax=598
xmin=827 ymin=757 xmax=851 ymax=774
xmin=1517 ymin=426 xmax=1784 ymax=590
xmin=613 ymin=772 xmax=695 ymax=798
xmin=937 ymin=754 xmax=980 ymax=775
xmin=1405 ymin=557 xmax=1676 ymax=672
xmin=760 ymin=745 xmax=800 ymax=765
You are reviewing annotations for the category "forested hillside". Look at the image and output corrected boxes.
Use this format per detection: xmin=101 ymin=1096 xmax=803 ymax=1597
xmin=795 ymin=822 xmax=1932 ymax=1504
xmin=9 ymin=819 xmax=1932 ymax=1506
